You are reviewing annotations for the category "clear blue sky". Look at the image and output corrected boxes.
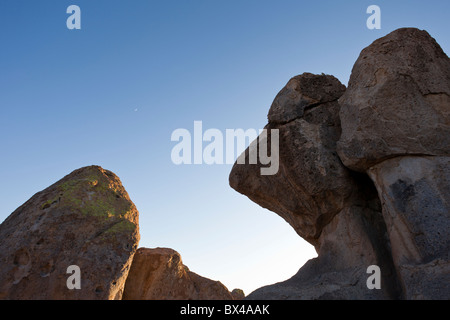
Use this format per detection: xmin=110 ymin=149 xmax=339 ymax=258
xmin=1 ymin=0 xmax=449 ymax=295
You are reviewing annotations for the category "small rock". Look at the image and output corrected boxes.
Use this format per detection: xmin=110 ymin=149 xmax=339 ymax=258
xmin=122 ymin=248 xmax=237 ymax=300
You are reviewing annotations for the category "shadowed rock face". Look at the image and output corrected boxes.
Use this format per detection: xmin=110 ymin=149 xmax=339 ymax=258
xmin=122 ymin=248 xmax=243 ymax=300
xmin=230 ymin=73 xmax=399 ymax=299
xmin=230 ymin=28 xmax=450 ymax=300
xmin=367 ymin=149 xmax=450 ymax=300
xmin=230 ymin=73 xmax=353 ymax=246
xmin=0 ymin=166 xmax=140 ymax=300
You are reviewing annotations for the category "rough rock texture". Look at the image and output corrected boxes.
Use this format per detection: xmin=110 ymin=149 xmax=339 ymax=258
xmin=122 ymin=248 xmax=243 ymax=300
xmin=0 ymin=166 xmax=140 ymax=300
xmin=230 ymin=73 xmax=400 ymax=299
xmin=230 ymin=73 xmax=351 ymax=246
xmin=368 ymin=156 xmax=450 ymax=299
xmin=337 ymin=28 xmax=450 ymax=172
xmin=268 ymin=73 xmax=347 ymax=124
xmin=229 ymin=28 xmax=449 ymax=300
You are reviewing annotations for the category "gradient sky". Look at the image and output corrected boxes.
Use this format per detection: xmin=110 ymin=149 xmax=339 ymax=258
xmin=0 ymin=0 xmax=449 ymax=295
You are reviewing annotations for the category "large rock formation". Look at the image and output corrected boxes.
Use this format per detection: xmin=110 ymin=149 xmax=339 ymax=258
xmin=229 ymin=28 xmax=449 ymax=299
xmin=230 ymin=73 xmax=400 ymax=299
xmin=0 ymin=166 xmax=140 ymax=300
xmin=337 ymin=28 xmax=450 ymax=299
xmin=122 ymin=248 xmax=243 ymax=300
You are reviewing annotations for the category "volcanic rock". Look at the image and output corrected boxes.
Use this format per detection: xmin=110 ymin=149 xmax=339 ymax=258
xmin=230 ymin=73 xmax=353 ymax=246
xmin=230 ymin=73 xmax=399 ymax=299
xmin=230 ymin=28 xmax=450 ymax=300
xmin=337 ymin=28 xmax=450 ymax=172
xmin=0 ymin=166 xmax=140 ymax=300
xmin=338 ymin=28 xmax=450 ymax=299
xmin=122 ymin=247 xmax=243 ymax=300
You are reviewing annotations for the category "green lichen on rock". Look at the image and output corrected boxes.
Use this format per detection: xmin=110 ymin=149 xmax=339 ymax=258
xmin=104 ymin=220 xmax=137 ymax=235
xmin=40 ymin=198 xmax=58 ymax=210
xmin=80 ymin=197 xmax=118 ymax=218
xmin=37 ymin=166 xmax=139 ymax=246
xmin=59 ymin=182 xmax=108 ymax=217
xmin=0 ymin=165 xmax=140 ymax=300
xmin=53 ymin=168 xmax=132 ymax=219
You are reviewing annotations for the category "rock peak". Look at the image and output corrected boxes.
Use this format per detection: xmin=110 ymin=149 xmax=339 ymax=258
xmin=0 ymin=166 xmax=140 ymax=300
xmin=268 ymin=72 xmax=346 ymax=124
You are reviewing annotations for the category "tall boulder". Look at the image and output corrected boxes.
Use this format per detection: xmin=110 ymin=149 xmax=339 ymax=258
xmin=122 ymin=248 xmax=243 ymax=300
xmin=338 ymin=28 xmax=450 ymax=299
xmin=0 ymin=166 xmax=140 ymax=300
